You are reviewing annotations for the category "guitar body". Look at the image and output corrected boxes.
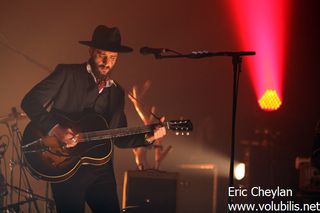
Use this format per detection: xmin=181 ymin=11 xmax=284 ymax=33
xmin=21 ymin=113 xmax=113 ymax=182
xmin=21 ymin=112 xmax=193 ymax=183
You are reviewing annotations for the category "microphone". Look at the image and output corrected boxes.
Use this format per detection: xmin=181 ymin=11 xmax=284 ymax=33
xmin=140 ymin=46 xmax=168 ymax=55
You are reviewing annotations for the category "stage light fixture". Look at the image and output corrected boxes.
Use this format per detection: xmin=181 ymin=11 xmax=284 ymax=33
xmin=234 ymin=162 xmax=246 ymax=180
xmin=227 ymin=0 xmax=289 ymax=111
xmin=258 ymin=89 xmax=282 ymax=111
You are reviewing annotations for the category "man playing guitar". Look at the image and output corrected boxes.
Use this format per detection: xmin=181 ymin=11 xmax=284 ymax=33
xmin=21 ymin=25 xmax=167 ymax=213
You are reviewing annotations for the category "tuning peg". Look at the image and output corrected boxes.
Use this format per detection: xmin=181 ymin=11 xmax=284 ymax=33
xmin=175 ymin=132 xmax=179 ymax=136
xmin=186 ymin=132 xmax=190 ymax=136
xmin=181 ymin=132 xmax=184 ymax=136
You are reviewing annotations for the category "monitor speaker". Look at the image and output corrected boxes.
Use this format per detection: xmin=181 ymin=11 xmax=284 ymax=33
xmin=122 ymin=170 xmax=178 ymax=213
xmin=176 ymin=164 xmax=217 ymax=213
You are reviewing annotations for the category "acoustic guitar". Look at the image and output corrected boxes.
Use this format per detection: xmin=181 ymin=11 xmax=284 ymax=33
xmin=20 ymin=113 xmax=192 ymax=182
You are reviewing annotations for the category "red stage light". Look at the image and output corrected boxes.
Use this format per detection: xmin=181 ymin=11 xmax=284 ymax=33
xmin=227 ymin=0 xmax=289 ymax=111
xmin=258 ymin=89 xmax=282 ymax=111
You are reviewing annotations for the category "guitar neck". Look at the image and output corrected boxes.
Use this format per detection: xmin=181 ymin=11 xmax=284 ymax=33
xmin=79 ymin=123 xmax=166 ymax=142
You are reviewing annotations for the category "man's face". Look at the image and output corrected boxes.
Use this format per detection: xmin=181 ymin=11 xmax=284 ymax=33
xmin=90 ymin=48 xmax=118 ymax=77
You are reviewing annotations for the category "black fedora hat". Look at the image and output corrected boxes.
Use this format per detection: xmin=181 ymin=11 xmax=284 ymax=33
xmin=79 ymin=25 xmax=133 ymax=52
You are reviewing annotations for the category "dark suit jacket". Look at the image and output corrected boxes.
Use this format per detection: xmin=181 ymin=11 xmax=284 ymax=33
xmin=21 ymin=63 xmax=149 ymax=148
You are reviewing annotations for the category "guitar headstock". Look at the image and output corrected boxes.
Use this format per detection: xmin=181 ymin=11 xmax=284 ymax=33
xmin=166 ymin=120 xmax=193 ymax=136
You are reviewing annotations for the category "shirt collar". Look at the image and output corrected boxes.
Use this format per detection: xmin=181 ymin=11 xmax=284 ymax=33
xmin=86 ymin=63 xmax=116 ymax=88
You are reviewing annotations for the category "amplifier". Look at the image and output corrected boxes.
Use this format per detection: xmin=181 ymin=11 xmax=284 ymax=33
xmin=295 ymin=157 xmax=320 ymax=192
xmin=122 ymin=170 xmax=178 ymax=213
xmin=176 ymin=164 xmax=217 ymax=213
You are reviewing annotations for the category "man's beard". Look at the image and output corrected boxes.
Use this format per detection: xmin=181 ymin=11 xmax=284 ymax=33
xmin=89 ymin=58 xmax=112 ymax=80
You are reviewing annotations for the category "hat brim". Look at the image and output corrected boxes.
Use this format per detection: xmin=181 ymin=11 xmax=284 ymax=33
xmin=79 ymin=41 xmax=133 ymax=53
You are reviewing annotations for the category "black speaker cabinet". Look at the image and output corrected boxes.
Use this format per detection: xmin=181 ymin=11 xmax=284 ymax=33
xmin=176 ymin=164 xmax=217 ymax=213
xmin=122 ymin=170 xmax=178 ymax=213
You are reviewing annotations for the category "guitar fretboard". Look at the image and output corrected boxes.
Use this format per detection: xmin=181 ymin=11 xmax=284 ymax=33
xmin=78 ymin=123 xmax=160 ymax=142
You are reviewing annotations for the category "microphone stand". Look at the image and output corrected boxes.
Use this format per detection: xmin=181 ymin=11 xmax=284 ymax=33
xmin=10 ymin=120 xmax=41 ymax=213
xmin=0 ymin=198 xmax=37 ymax=212
xmin=152 ymin=50 xmax=255 ymax=59
xmin=1 ymin=33 xmax=53 ymax=211
xmin=2 ymin=107 xmax=41 ymax=213
xmin=146 ymin=50 xmax=255 ymax=211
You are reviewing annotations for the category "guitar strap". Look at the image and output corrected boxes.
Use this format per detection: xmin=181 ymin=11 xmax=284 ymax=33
xmin=107 ymin=87 xmax=122 ymax=130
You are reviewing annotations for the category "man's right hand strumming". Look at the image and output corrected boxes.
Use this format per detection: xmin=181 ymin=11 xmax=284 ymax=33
xmin=49 ymin=125 xmax=79 ymax=148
